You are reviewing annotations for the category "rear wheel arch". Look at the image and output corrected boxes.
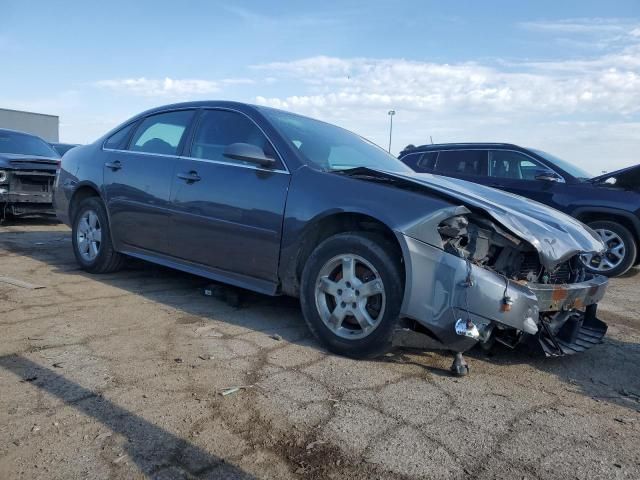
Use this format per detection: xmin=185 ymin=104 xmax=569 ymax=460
xmin=69 ymin=184 xmax=102 ymax=222
xmin=288 ymin=212 xmax=405 ymax=296
xmin=573 ymin=209 xmax=640 ymax=245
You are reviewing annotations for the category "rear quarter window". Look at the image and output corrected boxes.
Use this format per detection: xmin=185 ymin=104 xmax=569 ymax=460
xmin=104 ymin=123 xmax=136 ymax=150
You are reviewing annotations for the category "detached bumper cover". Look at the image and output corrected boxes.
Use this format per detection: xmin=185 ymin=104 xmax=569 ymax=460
xmin=397 ymin=233 xmax=608 ymax=353
xmin=537 ymin=305 xmax=608 ymax=357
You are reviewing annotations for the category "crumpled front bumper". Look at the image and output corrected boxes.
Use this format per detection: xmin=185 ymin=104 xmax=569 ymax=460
xmin=396 ymin=234 xmax=608 ymax=353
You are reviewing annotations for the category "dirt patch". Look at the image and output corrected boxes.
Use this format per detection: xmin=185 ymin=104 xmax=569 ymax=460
xmin=1 ymin=221 xmax=639 ymax=479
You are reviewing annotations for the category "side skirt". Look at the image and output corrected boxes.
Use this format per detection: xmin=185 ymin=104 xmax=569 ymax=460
xmin=120 ymin=246 xmax=280 ymax=296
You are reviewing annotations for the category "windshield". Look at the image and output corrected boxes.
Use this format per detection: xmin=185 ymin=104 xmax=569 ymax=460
xmin=260 ymin=107 xmax=412 ymax=173
xmin=0 ymin=131 xmax=59 ymax=157
xmin=530 ymin=149 xmax=592 ymax=180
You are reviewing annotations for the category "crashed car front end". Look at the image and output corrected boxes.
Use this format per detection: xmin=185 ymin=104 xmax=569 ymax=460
xmin=395 ymin=206 xmax=608 ymax=357
xmin=0 ymin=159 xmax=58 ymax=219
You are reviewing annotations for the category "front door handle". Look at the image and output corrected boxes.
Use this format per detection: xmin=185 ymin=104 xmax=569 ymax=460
xmin=177 ymin=171 xmax=201 ymax=183
xmin=105 ymin=160 xmax=122 ymax=171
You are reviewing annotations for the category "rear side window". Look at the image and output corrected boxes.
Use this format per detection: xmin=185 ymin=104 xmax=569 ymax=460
xmin=400 ymin=152 xmax=438 ymax=172
xmin=400 ymin=152 xmax=422 ymax=170
xmin=190 ymin=109 xmax=277 ymax=166
xmin=129 ymin=110 xmax=194 ymax=155
xmin=434 ymin=150 xmax=487 ymax=176
xmin=104 ymin=123 xmax=136 ymax=150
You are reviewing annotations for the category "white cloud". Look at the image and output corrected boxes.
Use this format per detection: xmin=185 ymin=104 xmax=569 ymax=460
xmin=254 ymin=50 xmax=640 ymax=116
xmin=518 ymin=18 xmax=636 ymax=35
xmin=94 ymin=77 xmax=220 ymax=97
xmin=252 ymin=28 xmax=640 ymax=172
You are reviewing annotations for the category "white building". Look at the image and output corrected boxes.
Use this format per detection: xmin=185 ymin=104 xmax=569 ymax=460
xmin=0 ymin=108 xmax=59 ymax=142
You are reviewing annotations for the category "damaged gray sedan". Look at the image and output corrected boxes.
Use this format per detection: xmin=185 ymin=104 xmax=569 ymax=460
xmin=54 ymin=101 xmax=608 ymax=375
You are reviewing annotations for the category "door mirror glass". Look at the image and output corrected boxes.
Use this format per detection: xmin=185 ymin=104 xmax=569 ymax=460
xmin=534 ymin=169 xmax=563 ymax=182
xmin=223 ymin=143 xmax=276 ymax=167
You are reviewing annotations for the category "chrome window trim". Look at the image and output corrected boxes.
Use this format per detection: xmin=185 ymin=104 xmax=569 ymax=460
xmin=101 ymin=106 xmax=290 ymax=175
xmin=427 ymin=148 xmax=566 ymax=183
xmin=177 ymin=155 xmax=290 ymax=174
xmin=101 ymin=147 xmax=289 ymax=175
xmin=101 ymin=148 xmax=181 ymax=160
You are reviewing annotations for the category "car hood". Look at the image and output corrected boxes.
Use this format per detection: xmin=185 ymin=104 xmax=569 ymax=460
xmin=345 ymin=168 xmax=605 ymax=270
xmin=0 ymin=153 xmax=59 ymax=171
xmin=589 ymin=163 xmax=640 ymax=190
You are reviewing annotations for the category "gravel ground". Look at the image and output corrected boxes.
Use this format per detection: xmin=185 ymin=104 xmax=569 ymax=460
xmin=1 ymin=219 xmax=639 ymax=480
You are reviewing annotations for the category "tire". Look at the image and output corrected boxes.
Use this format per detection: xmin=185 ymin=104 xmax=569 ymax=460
xmin=71 ymin=197 xmax=125 ymax=273
xmin=300 ymin=232 xmax=404 ymax=359
xmin=582 ymin=221 xmax=637 ymax=277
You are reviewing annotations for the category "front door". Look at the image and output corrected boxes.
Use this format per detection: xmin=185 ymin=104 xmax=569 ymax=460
xmin=487 ymin=150 xmax=564 ymax=208
xmin=168 ymin=109 xmax=290 ymax=286
xmin=103 ymin=109 xmax=195 ymax=254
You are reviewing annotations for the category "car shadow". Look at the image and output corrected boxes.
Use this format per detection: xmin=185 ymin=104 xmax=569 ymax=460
xmin=0 ymin=354 xmax=256 ymax=478
xmin=2 ymin=228 xmax=639 ymax=415
xmin=0 ymin=215 xmax=60 ymax=227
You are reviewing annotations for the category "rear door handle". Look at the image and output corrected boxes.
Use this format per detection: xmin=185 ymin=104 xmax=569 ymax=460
xmin=177 ymin=171 xmax=201 ymax=183
xmin=489 ymin=183 xmax=505 ymax=188
xmin=104 ymin=161 xmax=122 ymax=171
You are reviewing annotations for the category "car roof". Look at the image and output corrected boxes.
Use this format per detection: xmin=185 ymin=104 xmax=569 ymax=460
xmin=0 ymin=127 xmax=43 ymax=139
xmin=132 ymin=100 xmax=264 ymax=117
xmin=400 ymin=143 xmax=525 ymax=154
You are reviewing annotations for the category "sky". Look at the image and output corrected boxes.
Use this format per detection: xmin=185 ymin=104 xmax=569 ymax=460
xmin=1 ymin=0 xmax=639 ymax=173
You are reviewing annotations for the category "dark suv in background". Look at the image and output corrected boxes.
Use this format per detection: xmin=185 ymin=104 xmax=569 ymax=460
xmin=399 ymin=143 xmax=640 ymax=277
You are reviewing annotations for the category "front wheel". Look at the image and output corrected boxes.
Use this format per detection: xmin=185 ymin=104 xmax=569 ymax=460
xmin=581 ymin=221 xmax=637 ymax=277
xmin=300 ymin=232 xmax=404 ymax=359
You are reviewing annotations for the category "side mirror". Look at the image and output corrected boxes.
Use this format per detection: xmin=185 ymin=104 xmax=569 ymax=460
xmin=534 ymin=169 xmax=563 ymax=182
xmin=223 ymin=143 xmax=276 ymax=168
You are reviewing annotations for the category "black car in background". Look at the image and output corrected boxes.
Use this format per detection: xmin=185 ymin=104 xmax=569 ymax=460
xmin=0 ymin=128 xmax=60 ymax=220
xmin=50 ymin=142 xmax=80 ymax=156
xmin=55 ymin=102 xmax=609 ymax=372
xmin=400 ymin=143 xmax=640 ymax=277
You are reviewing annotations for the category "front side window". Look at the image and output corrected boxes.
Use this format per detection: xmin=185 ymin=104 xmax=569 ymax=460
xmin=129 ymin=110 xmax=194 ymax=155
xmin=190 ymin=110 xmax=276 ymax=166
xmin=434 ymin=150 xmax=487 ymax=176
xmin=489 ymin=150 xmax=546 ymax=180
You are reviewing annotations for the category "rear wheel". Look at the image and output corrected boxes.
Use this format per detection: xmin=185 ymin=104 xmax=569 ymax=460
xmin=71 ymin=197 xmax=125 ymax=273
xmin=300 ymin=232 xmax=403 ymax=358
xmin=581 ymin=221 xmax=637 ymax=277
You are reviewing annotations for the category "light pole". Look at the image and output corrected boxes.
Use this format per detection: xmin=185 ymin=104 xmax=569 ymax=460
xmin=387 ymin=110 xmax=395 ymax=153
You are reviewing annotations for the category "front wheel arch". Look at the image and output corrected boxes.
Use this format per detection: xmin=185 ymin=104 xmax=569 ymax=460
xmin=287 ymin=212 xmax=405 ymax=296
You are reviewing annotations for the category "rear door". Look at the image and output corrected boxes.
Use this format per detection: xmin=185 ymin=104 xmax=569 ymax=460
xmin=432 ymin=149 xmax=489 ymax=183
xmin=168 ymin=108 xmax=290 ymax=287
xmin=103 ymin=109 xmax=195 ymax=254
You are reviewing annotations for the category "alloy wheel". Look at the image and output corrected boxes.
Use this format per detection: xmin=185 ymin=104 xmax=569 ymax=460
xmin=580 ymin=228 xmax=626 ymax=272
xmin=76 ymin=209 xmax=102 ymax=262
xmin=314 ymin=254 xmax=386 ymax=340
